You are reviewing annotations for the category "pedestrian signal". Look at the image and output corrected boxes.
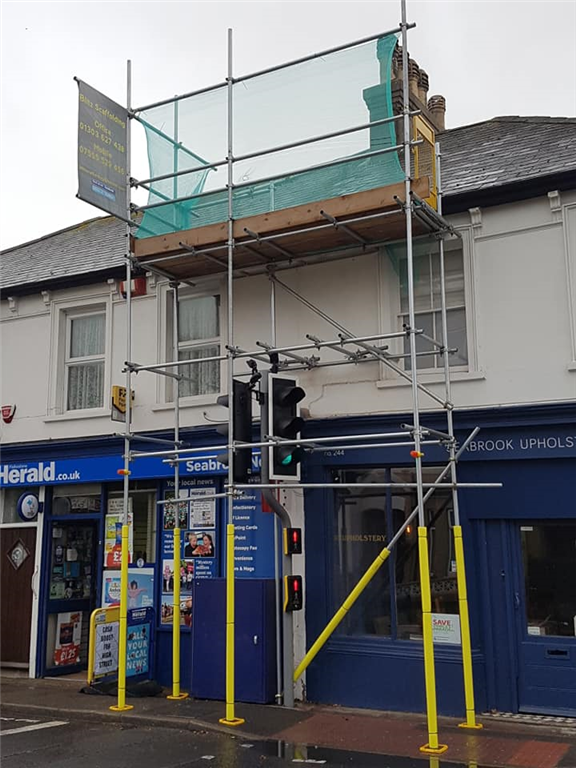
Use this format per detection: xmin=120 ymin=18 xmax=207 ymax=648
xmin=284 ymin=527 xmax=303 ymax=555
xmin=284 ymin=575 xmax=303 ymax=612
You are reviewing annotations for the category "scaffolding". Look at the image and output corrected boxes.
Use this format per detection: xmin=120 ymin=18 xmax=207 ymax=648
xmin=106 ymin=0 xmax=500 ymax=752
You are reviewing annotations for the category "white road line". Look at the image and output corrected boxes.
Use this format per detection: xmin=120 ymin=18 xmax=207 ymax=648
xmin=1 ymin=717 xmax=39 ymax=723
xmin=1 ymin=720 xmax=68 ymax=736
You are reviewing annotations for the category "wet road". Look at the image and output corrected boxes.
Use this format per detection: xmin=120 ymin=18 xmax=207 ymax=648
xmin=0 ymin=711 xmax=478 ymax=768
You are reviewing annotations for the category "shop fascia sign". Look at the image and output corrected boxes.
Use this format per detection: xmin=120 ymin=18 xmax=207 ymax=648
xmin=0 ymin=451 xmax=261 ymax=488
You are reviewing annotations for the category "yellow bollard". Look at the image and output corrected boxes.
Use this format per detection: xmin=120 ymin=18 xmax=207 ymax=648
xmin=219 ymin=524 xmax=245 ymax=726
xmin=418 ymin=527 xmax=447 ymax=754
xmin=110 ymin=525 xmax=134 ymax=711
xmin=167 ymin=526 xmax=189 ymax=700
xmin=454 ymin=526 xmax=482 ymax=729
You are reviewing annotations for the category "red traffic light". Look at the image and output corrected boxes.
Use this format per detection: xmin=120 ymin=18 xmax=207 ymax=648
xmin=284 ymin=527 xmax=303 ymax=555
xmin=284 ymin=575 xmax=303 ymax=612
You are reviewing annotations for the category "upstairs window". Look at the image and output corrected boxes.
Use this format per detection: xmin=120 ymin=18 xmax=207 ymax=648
xmin=398 ymin=242 xmax=468 ymax=370
xmin=177 ymin=295 xmax=220 ymax=397
xmin=65 ymin=312 xmax=106 ymax=410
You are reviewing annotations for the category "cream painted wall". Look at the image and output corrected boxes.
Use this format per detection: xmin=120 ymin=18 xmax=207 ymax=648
xmin=2 ymin=190 xmax=575 ymax=445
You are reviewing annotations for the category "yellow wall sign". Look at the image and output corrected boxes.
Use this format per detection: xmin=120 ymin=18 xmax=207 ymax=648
xmin=111 ymin=385 xmax=134 ymax=414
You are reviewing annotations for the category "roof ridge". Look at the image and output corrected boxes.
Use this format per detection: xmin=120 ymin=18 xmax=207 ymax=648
xmin=442 ymin=115 xmax=576 ymax=134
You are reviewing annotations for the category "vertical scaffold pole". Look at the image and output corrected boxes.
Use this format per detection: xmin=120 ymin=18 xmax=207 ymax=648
xmin=110 ymin=58 xmax=134 ymax=713
xmin=220 ymin=27 xmax=244 ymax=727
xmin=167 ymin=282 xmax=188 ymax=701
xmin=400 ymin=1 xmax=446 ymax=754
xmin=270 ymin=277 xmax=284 ymax=705
xmin=435 ymin=142 xmax=481 ymax=730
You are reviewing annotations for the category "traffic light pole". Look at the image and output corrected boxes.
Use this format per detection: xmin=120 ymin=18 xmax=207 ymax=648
xmin=260 ymin=371 xmax=295 ymax=708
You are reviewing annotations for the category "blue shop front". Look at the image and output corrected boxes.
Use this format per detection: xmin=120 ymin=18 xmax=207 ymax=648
xmin=0 ymin=429 xmax=277 ymax=695
xmin=303 ymin=404 xmax=576 ymax=718
xmin=2 ymin=403 xmax=575 ymax=717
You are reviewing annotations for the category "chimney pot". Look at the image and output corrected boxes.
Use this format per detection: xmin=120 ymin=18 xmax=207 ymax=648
xmin=428 ymin=94 xmax=446 ymax=131
xmin=417 ymin=69 xmax=429 ymax=103
xmin=408 ymin=58 xmax=420 ymax=98
xmin=392 ymin=44 xmax=402 ymax=79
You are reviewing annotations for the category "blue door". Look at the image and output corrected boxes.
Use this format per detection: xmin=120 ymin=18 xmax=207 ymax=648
xmin=513 ymin=521 xmax=576 ymax=715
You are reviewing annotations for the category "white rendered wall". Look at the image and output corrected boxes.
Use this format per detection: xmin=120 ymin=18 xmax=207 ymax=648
xmin=1 ymin=190 xmax=575 ymax=446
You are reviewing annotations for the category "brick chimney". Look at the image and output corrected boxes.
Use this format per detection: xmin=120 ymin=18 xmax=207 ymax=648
xmin=389 ymin=45 xmax=446 ymax=134
xmin=362 ymin=40 xmax=446 ymax=158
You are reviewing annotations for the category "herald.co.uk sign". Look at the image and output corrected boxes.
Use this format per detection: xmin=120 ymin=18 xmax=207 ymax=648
xmin=0 ymin=452 xmax=262 ymax=488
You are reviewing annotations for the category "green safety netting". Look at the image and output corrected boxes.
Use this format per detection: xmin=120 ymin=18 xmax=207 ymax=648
xmin=135 ymin=33 xmax=403 ymax=240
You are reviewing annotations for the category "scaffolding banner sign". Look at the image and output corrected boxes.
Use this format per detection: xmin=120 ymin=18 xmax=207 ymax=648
xmin=77 ymin=79 xmax=128 ymax=219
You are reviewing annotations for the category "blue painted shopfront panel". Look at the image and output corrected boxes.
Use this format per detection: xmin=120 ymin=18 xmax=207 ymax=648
xmin=305 ymin=640 xmax=486 ymax=716
xmin=303 ymin=409 xmax=576 ymax=716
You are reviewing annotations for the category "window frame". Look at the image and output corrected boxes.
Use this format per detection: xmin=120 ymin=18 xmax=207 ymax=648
xmin=48 ymin=295 xmax=112 ymax=418
xmin=160 ymin=284 xmax=224 ymax=404
xmin=329 ymin=465 xmax=458 ymax=644
xmin=64 ymin=310 xmax=107 ymax=411
xmin=378 ymin=227 xmax=477 ymax=381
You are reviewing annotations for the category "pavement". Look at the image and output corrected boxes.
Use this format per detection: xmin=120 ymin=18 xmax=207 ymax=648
xmin=1 ymin=674 xmax=575 ymax=768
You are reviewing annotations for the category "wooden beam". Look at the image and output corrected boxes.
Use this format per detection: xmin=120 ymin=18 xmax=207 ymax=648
xmin=133 ymin=178 xmax=430 ymax=260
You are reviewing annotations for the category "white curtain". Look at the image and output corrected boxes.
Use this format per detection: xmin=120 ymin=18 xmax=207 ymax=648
xmin=68 ymin=362 xmax=104 ymax=409
xmin=67 ymin=314 xmax=105 ymax=409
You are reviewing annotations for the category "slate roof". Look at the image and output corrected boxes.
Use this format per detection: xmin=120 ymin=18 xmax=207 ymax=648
xmin=0 ymin=215 xmax=127 ymax=293
xmin=2 ymin=116 xmax=575 ymax=293
xmin=438 ymin=116 xmax=576 ymax=198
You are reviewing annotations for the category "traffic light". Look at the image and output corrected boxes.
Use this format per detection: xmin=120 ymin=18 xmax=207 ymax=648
xmin=217 ymin=379 xmax=252 ymax=482
xmin=284 ymin=575 xmax=303 ymax=612
xmin=269 ymin=374 xmax=305 ymax=480
xmin=284 ymin=527 xmax=303 ymax=555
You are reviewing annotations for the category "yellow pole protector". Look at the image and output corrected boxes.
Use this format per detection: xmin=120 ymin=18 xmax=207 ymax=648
xmin=454 ymin=525 xmax=482 ymax=729
xmin=418 ymin=527 xmax=447 ymax=754
xmin=168 ymin=526 xmax=189 ymax=700
xmin=110 ymin=525 xmax=133 ymax=711
xmin=219 ymin=524 xmax=245 ymax=726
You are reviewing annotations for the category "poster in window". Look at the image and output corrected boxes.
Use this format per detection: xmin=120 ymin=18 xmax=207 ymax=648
xmin=104 ymin=498 xmax=133 ymax=568
xmin=102 ymin=568 xmax=154 ymax=609
xmin=162 ymin=559 xmax=194 ymax=594
xmin=53 ymin=612 xmax=82 ymax=666
xmin=163 ymin=497 xmax=189 ymax=531
xmin=187 ymin=488 xmax=215 ymax=528
xmin=161 ymin=594 xmax=192 ymax=627
xmin=182 ymin=530 xmax=215 ymax=559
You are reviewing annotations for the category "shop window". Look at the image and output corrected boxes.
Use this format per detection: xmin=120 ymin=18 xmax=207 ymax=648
xmin=391 ymin=468 xmax=456 ymax=640
xmin=521 ymin=523 xmax=576 ymax=638
xmin=332 ymin=466 xmax=456 ymax=642
xmin=170 ymin=294 xmax=221 ymax=398
xmin=332 ymin=470 xmax=391 ymax=636
xmin=65 ymin=312 xmax=106 ymax=410
xmin=52 ymin=485 xmax=102 ymax=515
xmin=107 ymin=485 xmax=157 ymax=565
xmin=0 ymin=487 xmax=38 ymax=524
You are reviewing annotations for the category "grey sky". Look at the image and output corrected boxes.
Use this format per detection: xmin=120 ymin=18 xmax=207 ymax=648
xmin=1 ymin=1 xmax=575 ymax=251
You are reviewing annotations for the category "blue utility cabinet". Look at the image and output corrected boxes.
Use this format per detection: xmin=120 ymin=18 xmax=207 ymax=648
xmin=191 ymin=578 xmax=277 ymax=704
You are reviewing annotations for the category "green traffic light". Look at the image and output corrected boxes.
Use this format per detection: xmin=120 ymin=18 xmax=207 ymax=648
xmin=281 ymin=454 xmax=293 ymax=466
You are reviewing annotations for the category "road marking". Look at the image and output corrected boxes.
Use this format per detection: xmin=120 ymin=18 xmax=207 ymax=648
xmin=1 ymin=717 xmax=39 ymax=723
xmin=1 ymin=720 xmax=68 ymax=736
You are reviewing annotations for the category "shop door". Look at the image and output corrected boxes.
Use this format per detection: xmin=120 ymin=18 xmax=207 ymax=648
xmin=44 ymin=520 xmax=97 ymax=676
xmin=514 ymin=521 xmax=576 ymax=716
xmin=1 ymin=527 xmax=37 ymax=666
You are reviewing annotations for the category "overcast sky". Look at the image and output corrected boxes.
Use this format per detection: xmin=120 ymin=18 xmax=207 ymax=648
xmin=1 ymin=0 xmax=575 ymax=251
